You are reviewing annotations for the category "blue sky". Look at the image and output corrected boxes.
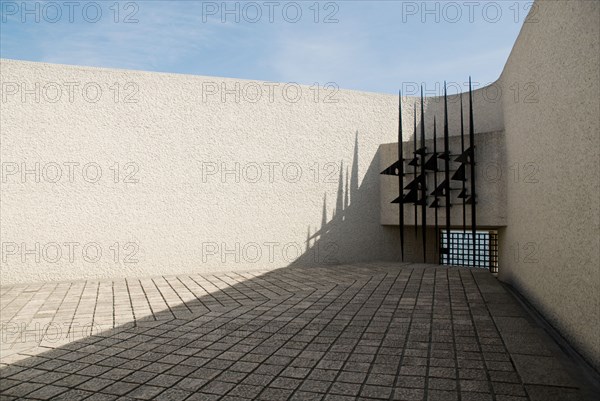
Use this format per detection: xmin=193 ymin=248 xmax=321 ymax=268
xmin=0 ymin=0 xmax=530 ymax=94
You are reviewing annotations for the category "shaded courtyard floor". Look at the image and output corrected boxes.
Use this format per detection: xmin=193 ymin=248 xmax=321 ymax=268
xmin=0 ymin=263 xmax=596 ymax=400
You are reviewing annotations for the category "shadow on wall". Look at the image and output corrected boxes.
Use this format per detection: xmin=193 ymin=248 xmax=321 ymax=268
xmin=0 ymin=131 xmax=436 ymax=400
xmin=289 ymin=131 xmax=402 ymax=268
xmin=288 ymin=122 xmax=439 ymax=268
xmin=0 ymin=131 xmax=413 ymax=399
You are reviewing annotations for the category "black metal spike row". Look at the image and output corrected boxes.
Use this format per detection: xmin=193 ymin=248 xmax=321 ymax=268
xmin=380 ymin=78 xmax=477 ymax=269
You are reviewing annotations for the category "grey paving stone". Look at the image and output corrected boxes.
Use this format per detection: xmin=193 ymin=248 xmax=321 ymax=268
xmin=524 ymin=384 xmax=584 ymax=401
xmin=125 ymin=385 xmax=165 ymax=400
xmin=461 ymin=392 xmax=493 ymax=401
xmin=100 ymin=381 xmax=139 ymax=396
xmin=511 ymin=354 xmax=577 ymax=387
xmin=0 ymin=265 xmax=593 ymax=401
xmin=290 ymin=391 xmax=323 ymax=400
xmin=50 ymin=388 xmax=95 ymax=400
xmin=152 ymin=388 xmax=193 ymax=401
xmin=427 ymin=389 xmax=458 ymax=401
xmin=361 ymin=384 xmax=393 ymax=398
xmin=393 ymin=387 xmax=425 ymax=400
xmin=24 ymin=385 xmax=68 ymax=400
xmin=329 ymin=381 xmax=361 ymax=396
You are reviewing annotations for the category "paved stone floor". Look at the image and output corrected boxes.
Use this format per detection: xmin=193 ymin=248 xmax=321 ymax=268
xmin=0 ymin=263 xmax=596 ymax=400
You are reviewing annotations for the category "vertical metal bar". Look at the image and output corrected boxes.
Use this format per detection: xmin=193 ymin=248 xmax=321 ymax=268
xmin=444 ymin=82 xmax=451 ymax=261
xmin=460 ymin=92 xmax=466 ymax=268
xmin=433 ymin=116 xmax=439 ymax=263
xmin=398 ymin=91 xmax=405 ymax=262
xmin=460 ymin=93 xmax=466 ymax=236
xmin=420 ymin=87 xmax=427 ymax=263
xmin=469 ymin=77 xmax=477 ymax=267
xmin=413 ymin=104 xmax=418 ymax=236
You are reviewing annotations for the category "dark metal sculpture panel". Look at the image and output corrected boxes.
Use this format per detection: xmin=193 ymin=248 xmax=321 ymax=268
xmin=381 ymin=79 xmax=478 ymax=266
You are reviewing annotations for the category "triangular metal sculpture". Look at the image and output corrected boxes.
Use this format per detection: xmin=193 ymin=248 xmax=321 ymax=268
xmin=407 ymin=157 xmax=419 ymax=167
xmin=404 ymin=174 xmax=425 ymax=190
xmin=424 ymin=155 xmax=438 ymax=171
xmin=437 ymin=151 xmax=451 ymax=161
xmin=414 ymin=147 xmax=427 ymax=156
xmin=455 ymin=147 xmax=473 ymax=164
xmin=380 ymin=159 xmax=404 ymax=176
xmin=431 ymin=181 xmax=447 ymax=197
xmin=380 ymin=77 xmax=478 ymax=269
xmin=402 ymin=187 xmax=419 ymax=204
xmin=451 ymin=164 xmax=467 ymax=181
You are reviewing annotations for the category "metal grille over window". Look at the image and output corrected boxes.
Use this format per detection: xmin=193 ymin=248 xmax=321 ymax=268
xmin=440 ymin=230 xmax=498 ymax=273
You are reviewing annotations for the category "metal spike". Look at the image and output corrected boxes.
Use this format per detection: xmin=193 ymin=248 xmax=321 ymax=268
xmin=380 ymin=160 xmax=403 ymax=176
xmin=460 ymin=92 xmax=466 ymax=237
xmin=420 ymin=86 xmax=427 ymax=263
xmin=444 ymin=82 xmax=451 ymax=259
xmin=469 ymin=77 xmax=477 ymax=267
xmin=413 ymin=103 xmax=418 ymax=236
xmin=433 ymin=116 xmax=439 ymax=258
xmin=398 ymin=90 xmax=405 ymax=261
xmin=451 ymin=164 xmax=467 ymax=181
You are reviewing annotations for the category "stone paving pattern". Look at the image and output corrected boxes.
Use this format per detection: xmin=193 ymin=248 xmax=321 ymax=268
xmin=0 ymin=263 xmax=595 ymax=400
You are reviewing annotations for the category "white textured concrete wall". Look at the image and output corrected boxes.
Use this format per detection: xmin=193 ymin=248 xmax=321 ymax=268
xmin=1 ymin=0 xmax=597 ymax=372
xmin=0 ymin=59 xmax=503 ymax=284
xmin=498 ymin=0 xmax=600 ymax=371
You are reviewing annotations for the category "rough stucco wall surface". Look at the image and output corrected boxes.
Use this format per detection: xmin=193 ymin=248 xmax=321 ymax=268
xmin=0 ymin=60 xmax=394 ymax=283
xmin=0 ymin=59 xmax=504 ymax=286
xmin=498 ymin=0 xmax=600 ymax=371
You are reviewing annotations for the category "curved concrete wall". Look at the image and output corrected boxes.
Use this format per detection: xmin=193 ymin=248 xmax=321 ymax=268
xmin=0 ymin=0 xmax=597 ymax=373
xmin=0 ymin=59 xmax=503 ymax=285
xmin=497 ymin=0 xmax=599 ymax=371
